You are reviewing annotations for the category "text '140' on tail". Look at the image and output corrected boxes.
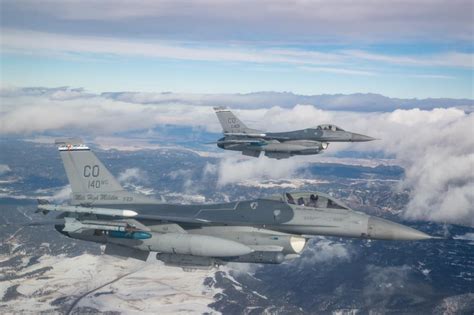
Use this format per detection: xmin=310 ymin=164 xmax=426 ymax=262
xmin=55 ymin=138 xmax=156 ymax=205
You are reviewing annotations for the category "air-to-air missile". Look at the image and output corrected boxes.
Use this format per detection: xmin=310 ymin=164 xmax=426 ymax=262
xmin=37 ymin=138 xmax=433 ymax=269
xmin=212 ymin=107 xmax=377 ymax=159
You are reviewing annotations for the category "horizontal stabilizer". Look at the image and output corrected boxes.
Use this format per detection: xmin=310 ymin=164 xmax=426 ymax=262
xmin=36 ymin=199 xmax=51 ymax=215
xmin=37 ymin=199 xmax=50 ymax=205
xmin=2 ymin=220 xmax=64 ymax=227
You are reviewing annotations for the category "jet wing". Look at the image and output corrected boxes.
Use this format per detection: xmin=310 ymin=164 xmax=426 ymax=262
xmin=37 ymin=203 xmax=212 ymax=224
xmin=38 ymin=204 xmax=139 ymax=217
xmin=137 ymin=214 xmax=211 ymax=224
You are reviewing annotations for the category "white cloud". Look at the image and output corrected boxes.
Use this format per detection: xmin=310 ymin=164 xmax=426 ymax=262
xmin=1 ymin=29 xmax=472 ymax=69
xmin=0 ymin=164 xmax=12 ymax=175
xmin=224 ymin=262 xmax=260 ymax=275
xmin=4 ymin=1 xmax=473 ymax=42
xmin=277 ymin=239 xmax=352 ymax=279
xmin=202 ymin=162 xmax=218 ymax=178
xmin=2 ymin=87 xmax=471 ymax=117
xmin=216 ymin=155 xmax=303 ymax=186
xmin=0 ymin=29 xmax=345 ymax=66
xmin=346 ymin=50 xmax=473 ymax=68
xmin=0 ymin=89 xmax=219 ymax=134
xmin=215 ymin=106 xmax=474 ymax=226
xmin=118 ymin=168 xmax=155 ymax=196
xmin=0 ymin=88 xmax=472 ymax=226
xmin=363 ymin=265 xmax=413 ymax=307
xmin=118 ymin=168 xmax=147 ymax=184
xmin=408 ymin=74 xmax=456 ymax=80
xmin=290 ymin=238 xmax=352 ymax=269
xmin=50 ymin=185 xmax=72 ymax=202
xmin=300 ymin=66 xmax=377 ymax=76
xmin=453 ymin=233 xmax=474 ymax=245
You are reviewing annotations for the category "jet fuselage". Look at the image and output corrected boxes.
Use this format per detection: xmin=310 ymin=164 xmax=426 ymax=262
xmin=214 ymin=107 xmax=375 ymax=159
xmin=44 ymin=138 xmax=431 ymax=269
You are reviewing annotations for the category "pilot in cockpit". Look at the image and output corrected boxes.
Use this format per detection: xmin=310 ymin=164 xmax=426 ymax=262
xmin=286 ymin=193 xmax=295 ymax=204
xmin=308 ymin=194 xmax=318 ymax=207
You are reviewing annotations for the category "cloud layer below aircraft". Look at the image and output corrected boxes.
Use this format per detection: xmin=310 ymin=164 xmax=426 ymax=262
xmin=1 ymin=86 xmax=472 ymax=226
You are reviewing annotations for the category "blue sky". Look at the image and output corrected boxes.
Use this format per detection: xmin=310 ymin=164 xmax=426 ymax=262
xmin=1 ymin=0 xmax=473 ymax=98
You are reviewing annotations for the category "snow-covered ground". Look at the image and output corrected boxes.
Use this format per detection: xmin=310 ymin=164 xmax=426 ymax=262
xmin=0 ymin=253 xmax=222 ymax=314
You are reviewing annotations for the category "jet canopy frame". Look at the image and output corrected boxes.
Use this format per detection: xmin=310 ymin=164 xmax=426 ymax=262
xmin=316 ymin=124 xmax=345 ymax=131
xmin=276 ymin=191 xmax=349 ymax=210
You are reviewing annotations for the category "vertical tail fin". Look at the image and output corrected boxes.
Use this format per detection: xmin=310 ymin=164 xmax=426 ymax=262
xmin=214 ymin=107 xmax=263 ymax=134
xmin=55 ymin=138 xmax=154 ymax=205
xmin=56 ymin=138 xmax=124 ymax=194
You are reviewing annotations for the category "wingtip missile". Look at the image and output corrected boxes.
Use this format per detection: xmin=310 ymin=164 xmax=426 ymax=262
xmin=37 ymin=204 xmax=138 ymax=217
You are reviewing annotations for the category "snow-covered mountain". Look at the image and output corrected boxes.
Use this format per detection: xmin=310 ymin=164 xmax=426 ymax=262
xmin=1 ymin=139 xmax=472 ymax=314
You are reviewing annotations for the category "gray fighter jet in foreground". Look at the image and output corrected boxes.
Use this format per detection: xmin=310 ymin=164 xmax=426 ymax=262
xmin=39 ymin=139 xmax=432 ymax=269
xmin=214 ymin=107 xmax=376 ymax=159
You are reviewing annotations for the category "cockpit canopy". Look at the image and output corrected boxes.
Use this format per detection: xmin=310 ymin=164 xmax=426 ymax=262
xmin=316 ymin=124 xmax=345 ymax=132
xmin=275 ymin=192 xmax=349 ymax=210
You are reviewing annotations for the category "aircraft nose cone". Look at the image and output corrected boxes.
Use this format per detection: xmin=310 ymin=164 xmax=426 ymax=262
xmin=351 ymin=133 xmax=376 ymax=142
xmin=368 ymin=217 xmax=432 ymax=240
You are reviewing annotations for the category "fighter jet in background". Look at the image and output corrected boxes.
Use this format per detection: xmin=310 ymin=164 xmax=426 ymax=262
xmin=213 ymin=107 xmax=376 ymax=159
xmin=36 ymin=138 xmax=432 ymax=269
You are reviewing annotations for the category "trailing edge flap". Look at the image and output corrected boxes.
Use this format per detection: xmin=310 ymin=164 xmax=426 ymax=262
xmin=104 ymin=243 xmax=149 ymax=261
